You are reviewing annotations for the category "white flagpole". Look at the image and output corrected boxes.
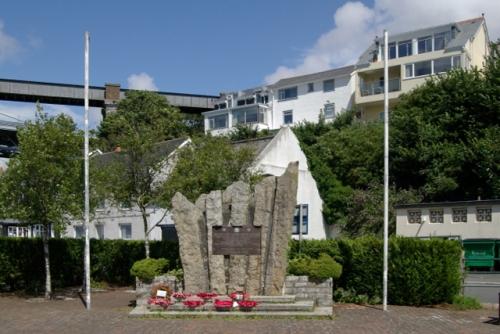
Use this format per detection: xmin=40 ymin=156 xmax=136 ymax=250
xmin=84 ymin=31 xmax=91 ymax=310
xmin=383 ymin=30 xmax=389 ymax=312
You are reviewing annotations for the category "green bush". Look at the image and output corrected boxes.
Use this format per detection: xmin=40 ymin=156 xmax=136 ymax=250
xmin=288 ymin=253 xmax=342 ymax=281
xmin=130 ymin=258 xmax=169 ymax=281
xmin=451 ymin=295 xmax=482 ymax=310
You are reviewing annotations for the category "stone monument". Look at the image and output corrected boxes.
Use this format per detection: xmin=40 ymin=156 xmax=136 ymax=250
xmin=171 ymin=161 xmax=298 ymax=295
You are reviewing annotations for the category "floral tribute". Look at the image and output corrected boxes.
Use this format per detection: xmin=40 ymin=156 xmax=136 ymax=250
xmin=172 ymin=292 xmax=191 ymax=301
xmin=196 ymin=292 xmax=218 ymax=301
xmin=183 ymin=299 xmax=205 ymax=310
xmin=229 ymin=291 xmax=250 ymax=301
xmin=213 ymin=298 xmax=233 ymax=312
xmin=237 ymin=300 xmax=258 ymax=312
xmin=147 ymin=296 xmax=172 ymax=309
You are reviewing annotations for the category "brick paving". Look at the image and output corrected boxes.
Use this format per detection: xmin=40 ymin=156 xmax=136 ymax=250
xmin=0 ymin=288 xmax=498 ymax=334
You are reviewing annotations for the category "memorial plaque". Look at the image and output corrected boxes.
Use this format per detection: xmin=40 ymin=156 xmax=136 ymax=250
xmin=212 ymin=225 xmax=261 ymax=255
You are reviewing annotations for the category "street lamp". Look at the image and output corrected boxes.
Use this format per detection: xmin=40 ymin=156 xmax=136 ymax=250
xmin=83 ymin=31 xmax=91 ymax=310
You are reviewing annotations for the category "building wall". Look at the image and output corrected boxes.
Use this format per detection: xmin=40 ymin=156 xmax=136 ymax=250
xmin=253 ymin=127 xmax=328 ymax=239
xmin=467 ymin=22 xmax=489 ymax=69
xmin=396 ymin=203 xmax=500 ymax=239
xmin=271 ymin=74 xmax=354 ymax=128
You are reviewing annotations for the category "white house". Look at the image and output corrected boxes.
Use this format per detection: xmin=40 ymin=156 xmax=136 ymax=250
xmin=203 ymin=65 xmax=355 ymax=135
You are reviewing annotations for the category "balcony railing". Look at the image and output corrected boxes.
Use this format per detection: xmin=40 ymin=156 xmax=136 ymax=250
xmin=232 ymin=104 xmax=268 ymax=126
xmin=360 ymin=78 xmax=401 ymax=96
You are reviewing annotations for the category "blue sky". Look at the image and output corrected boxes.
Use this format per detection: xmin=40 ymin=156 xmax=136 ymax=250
xmin=1 ymin=0 xmax=498 ymax=128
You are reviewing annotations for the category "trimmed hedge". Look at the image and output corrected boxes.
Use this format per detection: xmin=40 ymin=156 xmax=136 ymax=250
xmin=289 ymin=237 xmax=462 ymax=306
xmin=0 ymin=236 xmax=462 ymax=305
xmin=0 ymin=238 xmax=179 ymax=292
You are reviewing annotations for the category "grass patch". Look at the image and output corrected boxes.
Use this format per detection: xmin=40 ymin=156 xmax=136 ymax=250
xmin=451 ymin=295 xmax=482 ymax=311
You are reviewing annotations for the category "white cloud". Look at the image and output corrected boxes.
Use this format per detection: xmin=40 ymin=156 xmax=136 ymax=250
xmin=127 ymin=72 xmax=158 ymax=91
xmin=265 ymin=0 xmax=500 ymax=84
xmin=0 ymin=19 xmax=21 ymax=64
xmin=0 ymin=102 xmax=102 ymax=130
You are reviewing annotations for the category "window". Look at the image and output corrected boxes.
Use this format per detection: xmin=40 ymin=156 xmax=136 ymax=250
xmin=476 ymin=207 xmax=492 ymax=222
xmin=452 ymin=208 xmax=467 ymax=223
xmin=74 ymin=225 xmax=85 ymax=238
xmin=408 ymin=210 xmax=422 ymax=224
xmin=398 ymin=40 xmax=412 ymax=57
xmin=7 ymin=226 xmax=29 ymax=237
xmin=96 ymin=199 xmax=105 ymax=211
xmin=434 ymin=57 xmax=452 ymax=73
xmin=218 ymin=103 xmax=227 ymax=109
xmin=119 ymin=199 xmax=132 ymax=210
xmin=430 ymin=209 xmax=444 ymax=223
xmin=96 ymin=225 xmax=104 ymax=240
xmin=307 ymin=82 xmax=314 ymax=93
xmin=258 ymin=95 xmax=269 ymax=104
xmin=389 ymin=42 xmax=396 ymax=59
xmin=434 ymin=31 xmax=451 ymax=51
xmin=283 ymin=110 xmax=293 ymax=125
xmin=405 ymin=64 xmax=414 ymax=78
xmin=323 ymin=79 xmax=335 ymax=92
xmin=452 ymin=55 xmax=461 ymax=68
xmin=208 ymin=114 xmax=228 ymax=129
xmin=233 ymin=108 xmax=265 ymax=125
xmin=32 ymin=224 xmax=44 ymax=238
xmin=278 ymin=86 xmax=298 ymax=101
xmin=324 ymin=103 xmax=335 ymax=119
xmin=418 ymin=36 xmax=432 ymax=54
xmin=292 ymin=204 xmax=308 ymax=235
xmin=246 ymin=97 xmax=255 ymax=105
xmin=414 ymin=60 xmax=432 ymax=76
xmin=120 ymin=224 xmax=132 ymax=240
xmin=237 ymin=99 xmax=245 ymax=106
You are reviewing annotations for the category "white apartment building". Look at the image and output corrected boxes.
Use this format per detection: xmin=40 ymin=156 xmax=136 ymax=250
xmin=203 ymin=65 xmax=355 ymax=135
xmin=355 ymin=17 xmax=490 ymax=120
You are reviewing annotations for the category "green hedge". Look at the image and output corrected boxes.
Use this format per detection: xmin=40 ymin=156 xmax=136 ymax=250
xmin=0 ymin=236 xmax=462 ymax=305
xmin=290 ymin=237 xmax=462 ymax=306
xmin=0 ymin=238 xmax=179 ymax=292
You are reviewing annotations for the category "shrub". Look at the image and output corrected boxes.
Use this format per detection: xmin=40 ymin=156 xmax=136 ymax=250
xmin=130 ymin=258 xmax=169 ymax=281
xmin=288 ymin=253 xmax=342 ymax=281
xmin=451 ymin=295 xmax=482 ymax=310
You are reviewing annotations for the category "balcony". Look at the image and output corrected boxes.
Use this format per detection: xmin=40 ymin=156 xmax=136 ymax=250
xmin=232 ymin=104 xmax=269 ymax=126
xmin=360 ymin=78 xmax=401 ymax=96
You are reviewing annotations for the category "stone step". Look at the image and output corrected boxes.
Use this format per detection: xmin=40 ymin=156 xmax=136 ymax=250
xmin=252 ymin=295 xmax=296 ymax=303
xmin=154 ymin=299 xmax=314 ymax=312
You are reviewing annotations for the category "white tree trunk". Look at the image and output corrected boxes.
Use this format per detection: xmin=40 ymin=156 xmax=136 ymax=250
xmin=42 ymin=228 xmax=52 ymax=299
xmin=140 ymin=206 xmax=150 ymax=258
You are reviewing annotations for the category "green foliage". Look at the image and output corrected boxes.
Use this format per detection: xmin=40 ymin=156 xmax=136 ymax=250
xmin=451 ymin=295 xmax=482 ymax=310
xmin=162 ymin=135 xmax=258 ymax=206
xmin=130 ymin=258 xmax=169 ymax=281
xmin=291 ymin=237 xmax=462 ymax=306
xmin=288 ymin=253 xmax=342 ymax=281
xmin=0 ymin=238 xmax=180 ymax=292
xmin=227 ymin=123 xmax=273 ymax=141
xmin=333 ymin=288 xmax=380 ymax=305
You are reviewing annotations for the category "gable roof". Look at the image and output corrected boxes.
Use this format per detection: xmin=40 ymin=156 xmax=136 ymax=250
xmin=271 ymin=65 xmax=355 ymax=88
xmin=356 ymin=17 xmax=485 ymax=66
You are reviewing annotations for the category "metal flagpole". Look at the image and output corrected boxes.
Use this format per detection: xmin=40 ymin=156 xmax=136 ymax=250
xmin=382 ymin=30 xmax=389 ymax=312
xmin=84 ymin=31 xmax=91 ymax=310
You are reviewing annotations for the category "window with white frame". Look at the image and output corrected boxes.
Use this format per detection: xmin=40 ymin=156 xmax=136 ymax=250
xmin=388 ymin=42 xmax=396 ymax=59
xmin=32 ymin=224 xmax=44 ymax=238
xmin=278 ymin=86 xmax=298 ymax=101
xmin=324 ymin=103 xmax=335 ymax=119
xmin=323 ymin=79 xmax=335 ymax=92
xmin=407 ymin=210 xmax=422 ymax=224
xmin=74 ymin=225 xmax=85 ymax=238
xmin=208 ymin=114 xmax=228 ymax=130
xmin=476 ymin=207 xmax=492 ymax=222
xmin=307 ymin=82 xmax=314 ymax=93
xmin=414 ymin=60 xmax=432 ymax=76
xmin=398 ymin=40 xmax=412 ymax=57
xmin=430 ymin=209 xmax=444 ymax=223
xmin=434 ymin=57 xmax=452 ymax=73
xmin=283 ymin=110 xmax=293 ymax=125
xmin=96 ymin=224 xmax=104 ymax=240
xmin=434 ymin=31 xmax=451 ymax=50
xmin=405 ymin=56 xmax=462 ymax=79
xmin=233 ymin=108 xmax=265 ymax=125
xmin=418 ymin=36 xmax=432 ymax=54
xmin=292 ymin=204 xmax=308 ymax=235
xmin=7 ymin=226 xmax=29 ymax=237
xmin=120 ymin=224 xmax=132 ymax=240
xmin=452 ymin=208 xmax=467 ymax=223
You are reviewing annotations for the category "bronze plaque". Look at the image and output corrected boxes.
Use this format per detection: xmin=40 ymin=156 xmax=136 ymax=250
xmin=212 ymin=225 xmax=261 ymax=255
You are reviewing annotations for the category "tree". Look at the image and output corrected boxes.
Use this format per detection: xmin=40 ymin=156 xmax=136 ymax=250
xmin=162 ymin=135 xmax=258 ymax=206
xmin=97 ymin=90 xmax=188 ymax=257
xmin=0 ymin=108 xmax=83 ymax=298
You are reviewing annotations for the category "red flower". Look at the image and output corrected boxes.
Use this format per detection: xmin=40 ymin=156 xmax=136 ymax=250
xmin=238 ymin=300 xmax=257 ymax=308
xmin=214 ymin=299 xmax=233 ymax=308
xmin=172 ymin=292 xmax=190 ymax=300
xmin=183 ymin=299 xmax=204 ymax=309
xmin=197 ymin=292 xmax=218 ymax=300
xmin=230 ymin=291 xmax=250 ymax=301
xmin=147 ymin=297 xmax=172 ymax=309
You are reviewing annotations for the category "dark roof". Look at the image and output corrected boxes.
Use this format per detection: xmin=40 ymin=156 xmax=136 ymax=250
xmin=395 ymin=198 xmax=500 ymax=209
xmin=271 ymin=65 xmax=355 ymax=88
xmin=95 ymin=137 xmax=188 ymax=166
xmin=356 ymin=17 xmax=485 ymax=66
xmin=231 ymin=135 xmax=276 ymax=156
